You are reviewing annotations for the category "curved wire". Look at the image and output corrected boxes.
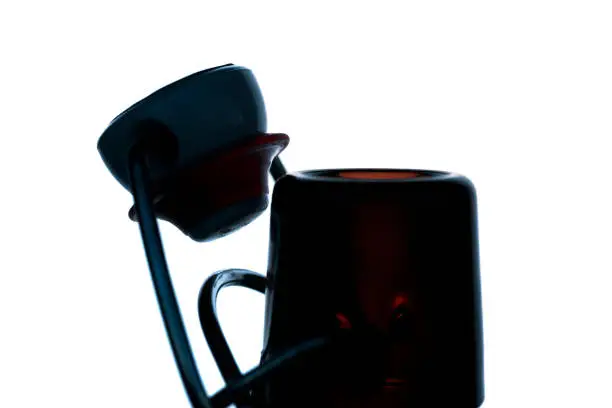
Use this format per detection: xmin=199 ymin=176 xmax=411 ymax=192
xmin=198 ymin=269 xmax=266 ymax=386
xmin=210 ymin=337 xmax=331 ymax=408
xmin=270 ymin=157 xmax=287 ymax=181
xmin=129 ymin=143 xmax=331 ymax=408
xmin=198 ymin=269 xmax=336 ymax=408
xmin=129 ymin=147 xmax=213 ymax=408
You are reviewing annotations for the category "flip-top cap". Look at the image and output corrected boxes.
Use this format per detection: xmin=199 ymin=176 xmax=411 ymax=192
xmin=98 ymin=64 xmax=268 ymax=190
xmin=97 ymin=64 xmax=289 ymax=241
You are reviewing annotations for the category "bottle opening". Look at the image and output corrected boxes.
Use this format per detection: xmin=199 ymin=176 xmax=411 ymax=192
xmin=336 ymin=170 xmax=423 ymax=180
xmin=294 ymin=169 xmax=452 ymax=182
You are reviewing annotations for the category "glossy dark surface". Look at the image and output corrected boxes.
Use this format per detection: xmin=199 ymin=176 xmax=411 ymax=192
xmin=98 ymin=64 xmax=267 ymax=193
xmin=261 ymin=169 xmax=484 ymax=407
xmin=97 ymin=63 xmax=484 ymax=407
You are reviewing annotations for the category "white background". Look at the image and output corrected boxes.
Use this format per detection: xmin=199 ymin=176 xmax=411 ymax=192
xmin=1 ymin=1 xmax=611 ymax=407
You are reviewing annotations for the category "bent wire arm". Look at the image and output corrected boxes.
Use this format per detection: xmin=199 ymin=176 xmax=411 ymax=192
xmin=198 ymin=269 xmax=267 ymax=386
xmin=198 ymin=269 xmax=337 ymax=408
xmin=127 ymin=133 xmax=327 ymax=408
xmin=209 ymin=336 xmax=331 ymax=408
xmin=128 ymin=145 xmax=213 ymax=408
xmin=270 ymin=157 xmax=287 ymax=181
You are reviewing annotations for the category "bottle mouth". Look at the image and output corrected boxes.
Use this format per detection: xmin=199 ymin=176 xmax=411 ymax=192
xmin=337 ymin=170 xmax=424 ymax=179
xmin=295 ymin=169 xmax=452 ymax=182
